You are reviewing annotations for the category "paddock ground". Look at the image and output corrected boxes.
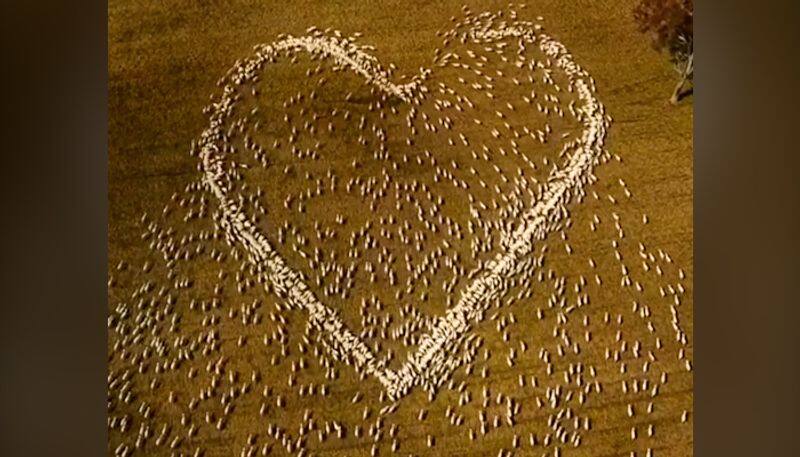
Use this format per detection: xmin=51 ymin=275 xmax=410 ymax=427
xmin=108 ymin=1 xmax=692 ymax=455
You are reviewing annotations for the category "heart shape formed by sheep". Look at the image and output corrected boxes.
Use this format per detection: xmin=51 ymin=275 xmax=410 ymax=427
xmin=198 ymin=17 xmax=609 ymax=400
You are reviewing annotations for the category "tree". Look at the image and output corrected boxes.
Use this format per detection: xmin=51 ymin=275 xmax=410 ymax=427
xmin=633 ymin=0 xmax=693 ymax=104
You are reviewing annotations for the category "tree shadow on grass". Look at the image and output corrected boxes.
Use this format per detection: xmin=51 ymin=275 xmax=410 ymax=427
xmin=677 ymin=86 xmax=693 ymax=103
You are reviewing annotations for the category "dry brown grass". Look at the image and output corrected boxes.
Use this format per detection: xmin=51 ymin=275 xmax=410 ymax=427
xmin=108 ymin=1 xmax=692 ymax=456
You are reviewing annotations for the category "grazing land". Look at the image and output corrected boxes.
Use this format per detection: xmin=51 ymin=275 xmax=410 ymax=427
xmin=108 ymin=1 xmax=692 ymax=456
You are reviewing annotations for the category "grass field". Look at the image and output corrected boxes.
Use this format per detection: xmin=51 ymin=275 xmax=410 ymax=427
xmin=108 ymin=1 xmax=692 ymax=456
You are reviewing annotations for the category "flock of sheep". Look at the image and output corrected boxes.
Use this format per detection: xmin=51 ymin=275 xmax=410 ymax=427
xmin=108 ymin=6 xmax=692 ymax=457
